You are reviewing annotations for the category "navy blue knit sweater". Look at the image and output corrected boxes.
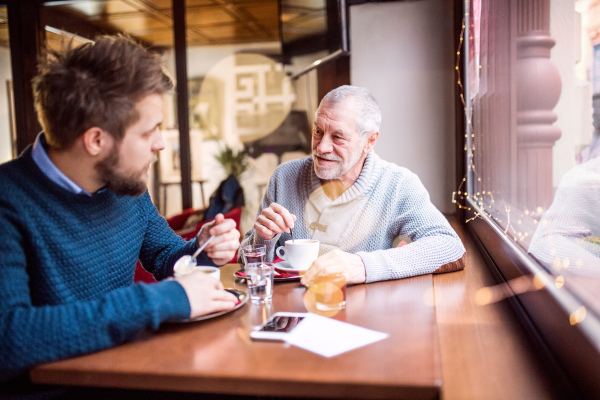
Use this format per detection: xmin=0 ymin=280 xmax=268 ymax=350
xmin=0 ymin=147 xmax=210 ymax=382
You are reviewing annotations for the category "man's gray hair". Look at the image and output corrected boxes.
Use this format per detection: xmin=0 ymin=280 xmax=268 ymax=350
xmin=317 ymin=85 xmax=381 ymax=139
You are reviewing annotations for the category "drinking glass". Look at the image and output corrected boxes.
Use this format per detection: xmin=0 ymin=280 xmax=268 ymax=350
xmin=242 ymin=244 xmax=266 ymax=267
xmin=304 ymin=273 xmax=347 ymax=315
xmin=248 ymin=300 xmax=274 ymax=329
xmin=246 ymin=262 xmax=274 ymax=303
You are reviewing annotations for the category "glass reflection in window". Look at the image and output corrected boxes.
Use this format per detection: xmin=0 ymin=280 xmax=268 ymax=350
xmin=463 ymin=0 xmax=600 ymax=305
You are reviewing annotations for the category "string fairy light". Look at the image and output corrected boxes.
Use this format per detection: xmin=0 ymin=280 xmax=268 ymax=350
xmin=455 ymin=13 xmax=583 ymax=322
xmin=452 ymin=17 xmax=493 ymax=221
xmin=452 ymin=16 xmax=546 ymax=244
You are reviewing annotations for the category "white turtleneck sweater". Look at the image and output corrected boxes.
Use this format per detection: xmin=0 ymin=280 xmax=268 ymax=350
xmin=240 ymin=152 xmax=466 ymax=283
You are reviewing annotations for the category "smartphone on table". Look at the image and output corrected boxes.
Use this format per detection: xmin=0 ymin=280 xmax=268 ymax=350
xmin=250 ymin=312 xmax=308 ymax=341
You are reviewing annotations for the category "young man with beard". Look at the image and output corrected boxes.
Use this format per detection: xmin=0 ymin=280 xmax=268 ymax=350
xmin=240 ymin=85 xmax=466 ymax=286
xmin=0 ymin=36 xmax=239 ymax=394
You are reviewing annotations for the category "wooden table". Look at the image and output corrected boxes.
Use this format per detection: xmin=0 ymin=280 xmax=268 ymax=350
xmin=31 ymin=264 xmax=440 ymax=399
xmin=435 ymin=218 xmax=567 ymax=399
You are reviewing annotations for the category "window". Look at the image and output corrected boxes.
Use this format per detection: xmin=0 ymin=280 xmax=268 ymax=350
xmin=461 ymin=0 xmax=600 ymax=395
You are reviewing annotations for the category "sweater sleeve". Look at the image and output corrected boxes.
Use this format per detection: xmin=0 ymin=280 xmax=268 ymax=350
xmin=358 ymin=172 xmax=466 ymax=283
xmin=0 ymin=195 xmax=191 ymax=382
xmin=138 ymin=193 xmax=215 ymax=280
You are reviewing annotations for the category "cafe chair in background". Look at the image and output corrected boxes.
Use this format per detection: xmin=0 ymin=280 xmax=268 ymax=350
xmin=203 ymin=173 xmax=245 ymax=221
xmin=165 ymin=207 xmax=200 ymax=231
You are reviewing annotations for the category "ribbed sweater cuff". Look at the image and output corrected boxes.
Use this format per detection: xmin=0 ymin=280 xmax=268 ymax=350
xmin=255 ymin=234 xmax=279 ymax=246
xmin=357 ymin=251 xmax=390 ymax=283
xmin=149 ymin=280 xmax=191 ymax=322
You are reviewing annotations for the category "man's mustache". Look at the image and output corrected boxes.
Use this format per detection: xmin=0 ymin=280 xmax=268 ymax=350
xmin=313 ymin=151 xmax=342 ymax=162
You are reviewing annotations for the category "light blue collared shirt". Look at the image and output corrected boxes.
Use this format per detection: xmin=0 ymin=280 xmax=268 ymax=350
xmin=31 ymin=133 xmax=93 ymax=196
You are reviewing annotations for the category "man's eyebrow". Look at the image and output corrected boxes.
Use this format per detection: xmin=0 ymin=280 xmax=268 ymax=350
xmin=312 ymin=123 xmax=348 ymax=138
xmin=145 ymin=121 xmax=162 ymax=133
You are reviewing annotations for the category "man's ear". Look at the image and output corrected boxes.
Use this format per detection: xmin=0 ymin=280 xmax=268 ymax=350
xmin=81 ymin=127 xmax=112 ymax=157
xmin=364 ymin=131 xmax=379 ymax=153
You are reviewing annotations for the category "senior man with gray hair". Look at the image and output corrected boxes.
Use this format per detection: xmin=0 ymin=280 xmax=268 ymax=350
xmin=240 ymin=85 xmax=466 ymax=285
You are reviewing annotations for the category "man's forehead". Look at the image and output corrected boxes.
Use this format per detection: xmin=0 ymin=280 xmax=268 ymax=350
xmin=313 ymin=120 xmax=348 ymax=134
xmin=314 ymin=100 xmax=357 ymax=133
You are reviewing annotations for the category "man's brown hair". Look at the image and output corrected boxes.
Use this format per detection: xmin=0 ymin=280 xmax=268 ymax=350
xmin=32 ymin=35 xmax=173 ymax=150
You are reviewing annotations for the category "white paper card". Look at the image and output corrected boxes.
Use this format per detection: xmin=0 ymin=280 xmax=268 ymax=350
xmin=285 ymin=313 xmax=389 ymax=357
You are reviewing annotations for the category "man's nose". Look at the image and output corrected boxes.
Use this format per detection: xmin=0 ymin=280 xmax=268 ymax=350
xmin=316 ymin=134 xmax=334 ymax=153
xmin=152 ymin=129 xmax=166 ymax=152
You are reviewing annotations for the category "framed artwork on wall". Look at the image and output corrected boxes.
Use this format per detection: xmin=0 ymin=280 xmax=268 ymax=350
xmin=159 ymin=128 xmax=205 ymax=183
xmin=188 ymin=76 xmax=222 ymax=140
xmin=159 ymin=129 xmax=181 ymax=184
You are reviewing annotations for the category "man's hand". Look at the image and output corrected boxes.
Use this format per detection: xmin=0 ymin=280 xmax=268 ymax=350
xmin=300 ymin=249 xmax=366 ymax=286
xmin=254 ymin=202 xmax=297 ymax=240
xmin=197 ymin=213 xmax=240 ymax=265
xmin=176 ymin=272 xmax=238 ymax=318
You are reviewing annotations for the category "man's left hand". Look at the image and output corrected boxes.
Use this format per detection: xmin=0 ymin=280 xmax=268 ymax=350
xmin=300 ymin=249 xmax=366 ymax=286
xmin=197 ymin=213 xmax=240 ymax=266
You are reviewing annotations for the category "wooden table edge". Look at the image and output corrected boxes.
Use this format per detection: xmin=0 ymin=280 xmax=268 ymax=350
xmin=31 ymin=367 xmax=440 ymax=399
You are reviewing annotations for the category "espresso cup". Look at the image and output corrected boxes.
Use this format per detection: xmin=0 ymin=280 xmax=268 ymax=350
xmin=194 ymin=266 xmax=221 ymax=280
xmin=275 ymin=239 xmax=319 ymax=271
xmin=174 ymin=264 xmax=220 ymax=280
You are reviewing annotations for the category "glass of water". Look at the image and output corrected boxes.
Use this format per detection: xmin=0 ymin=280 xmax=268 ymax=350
xmin=242 ymin=244 xmax=266 ymax=267
xmin=246 ymin=262 xmax=274 ymax=303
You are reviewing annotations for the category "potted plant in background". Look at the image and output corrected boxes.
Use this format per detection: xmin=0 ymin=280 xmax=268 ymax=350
xmin=214 ymin=144 xmax=249 ymax=178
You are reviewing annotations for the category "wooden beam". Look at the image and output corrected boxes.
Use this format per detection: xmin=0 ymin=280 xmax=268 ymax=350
xmin=40 ymin=6 xmax=119 ymax=41
xmin=173 ymin=0 xmax=193 ymax=211
xmin=7 ymin=0 xmax=44 ymax=154
xmin=317 ymin=55 xmax=350 ymax=102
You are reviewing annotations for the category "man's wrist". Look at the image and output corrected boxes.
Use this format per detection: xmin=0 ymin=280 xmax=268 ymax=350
xmin=352 ymin=253 xmax=367 ymax=283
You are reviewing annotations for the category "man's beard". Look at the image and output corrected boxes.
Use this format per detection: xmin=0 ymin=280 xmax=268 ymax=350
xmin=95 ymin=147 xmax=148 ymax=196
xmin=312 ymin=144 xmax=364 ymax=180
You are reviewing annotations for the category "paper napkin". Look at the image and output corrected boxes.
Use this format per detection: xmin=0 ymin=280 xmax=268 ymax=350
xmin=285 ymin=313 xmax=389 ymax=357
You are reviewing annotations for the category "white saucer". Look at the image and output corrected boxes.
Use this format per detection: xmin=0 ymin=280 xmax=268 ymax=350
xmin=275 ymin=260 xmax=308 ymax=273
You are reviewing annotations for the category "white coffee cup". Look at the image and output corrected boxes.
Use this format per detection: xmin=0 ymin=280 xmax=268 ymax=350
xmin=194 ymin=266 xmax=221 ymax=280
xmin=174 ymin=263 xmax=220 ymax=280
xmin=275 ymin=239 xmax=320 ymax=271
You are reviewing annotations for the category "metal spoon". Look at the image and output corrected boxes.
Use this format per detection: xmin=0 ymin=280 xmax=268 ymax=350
xmin=173 ymin=235 xmax=215 ymax=274
xmin=289 ymin=226 xmax=295 ymax=243
xmin=191 ymin=235 xmax=215 ymax=262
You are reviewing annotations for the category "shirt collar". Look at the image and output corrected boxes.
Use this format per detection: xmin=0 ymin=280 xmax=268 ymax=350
xmin=31 ymin=132 xmax=93 ymax=196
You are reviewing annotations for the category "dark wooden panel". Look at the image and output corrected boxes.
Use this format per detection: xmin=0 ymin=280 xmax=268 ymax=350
xmin=173 ymin=0 xmax=192 ymax=210
xmin=7 ymin=0 xmax=43 ymax=154
xmin=317 ymin=54 xmax=350 ymax=102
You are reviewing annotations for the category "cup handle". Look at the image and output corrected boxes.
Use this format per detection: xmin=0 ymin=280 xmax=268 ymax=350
xmin=275 ymin=246 xmax=286 ymax=260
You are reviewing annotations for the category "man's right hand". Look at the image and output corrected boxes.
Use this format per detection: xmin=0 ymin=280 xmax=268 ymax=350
xmin=254 ymin=202 xmax=297 ymax=240
xmin=176 ymin=272 xmax=238 ymax=318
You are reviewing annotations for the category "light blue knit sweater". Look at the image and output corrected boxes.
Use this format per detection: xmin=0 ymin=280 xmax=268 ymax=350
xmin=240 ymin=152 xmax=466 ymax=282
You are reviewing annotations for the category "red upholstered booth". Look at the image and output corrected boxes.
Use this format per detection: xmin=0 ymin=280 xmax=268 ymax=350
xmin=134 ymin=207 xmax=243 ymax=283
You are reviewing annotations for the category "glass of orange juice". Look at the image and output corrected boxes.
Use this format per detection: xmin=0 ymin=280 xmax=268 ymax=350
xmin=307 ymin=273 xmax=346 ymax=312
